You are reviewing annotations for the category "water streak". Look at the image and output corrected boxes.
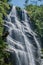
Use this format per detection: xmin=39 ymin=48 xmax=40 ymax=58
xmin=4 ymin=6 xmax=41 ymax=65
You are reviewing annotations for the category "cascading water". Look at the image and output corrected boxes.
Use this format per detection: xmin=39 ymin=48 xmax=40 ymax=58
xmin=4 ymin=6 xmax=41 ymax=65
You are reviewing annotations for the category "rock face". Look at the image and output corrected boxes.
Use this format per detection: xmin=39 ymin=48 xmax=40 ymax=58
xmin=2 ymin=31 xmax=9 ymax=40
xmin=4 ymin=6 xmax=41 ymax=65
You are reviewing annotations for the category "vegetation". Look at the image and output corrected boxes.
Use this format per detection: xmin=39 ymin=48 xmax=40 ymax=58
xmin=0 ymin=0 xmax=10 ymax=26
xmin=0 ymin=0 xmax=11 ymax=65
xmin=25 ymin=1 xmax=43 ymax=56
xmin=25 ymin=5 xmax=43 ymax=37
xmin=25 ymin=0 xmax=43 ymax=5
xmin=25 ymin=0 xmax=43 ymax=37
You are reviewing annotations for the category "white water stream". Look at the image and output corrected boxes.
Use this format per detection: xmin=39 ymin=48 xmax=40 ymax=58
xmin=4 ymin=6 xmax=41 ymax=65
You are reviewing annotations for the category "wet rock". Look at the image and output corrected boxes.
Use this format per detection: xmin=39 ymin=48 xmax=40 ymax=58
xmin=2 ymin=31 xmax=9 ymax=40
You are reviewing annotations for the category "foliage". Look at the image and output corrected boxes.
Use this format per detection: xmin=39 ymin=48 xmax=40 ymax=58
xmin=25 ymin=0 xmax=43 ymax=6
xmin=0 ymin=36 xmax=9 ymax=65
xmin=25 ymin=5 xmax=43 ymax=37
xmin=0 ymin=0 xmax=11 ymax=65
xmin=25 ymin=0 xmax=43 ymax=57
xmin=0 ymin=0 xmax=10 ymax=26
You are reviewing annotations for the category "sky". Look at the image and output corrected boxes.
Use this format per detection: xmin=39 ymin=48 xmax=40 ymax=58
xmin=10 ymin=0 xmax=43 ymax=8
xmin=10 ymin=0 xmax=25 ymax=8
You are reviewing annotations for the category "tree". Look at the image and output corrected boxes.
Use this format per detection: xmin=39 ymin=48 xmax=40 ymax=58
xmin=0 ymin=0 xmax=10 ymax=26
xmin=25 ymin=1 xmax=43 ymax=37
xmin=25 ymin=0 xmax=43 ymax=6
xmin=0 ymin=0 xmax=11 ymax=65
xmin=26 ymin=5 xmax=43 ymax=36
xmin=25 ymin=5 xmax=43 ymax=49
xmin=0 ymin=0 xmax=10 ymax=35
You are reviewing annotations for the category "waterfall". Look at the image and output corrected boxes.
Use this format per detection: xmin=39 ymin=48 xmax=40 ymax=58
xmin=4 ymin=6 xmax=41 ymax=65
